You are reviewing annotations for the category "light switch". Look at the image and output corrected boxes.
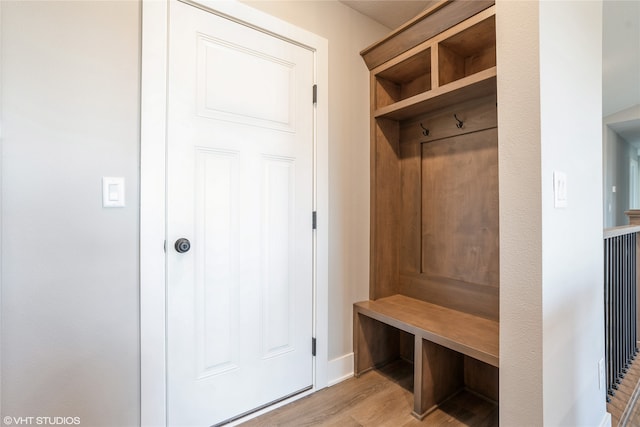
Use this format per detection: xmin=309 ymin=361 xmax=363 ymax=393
xmin=553 ymin=171 xmax=567 ymax=208
xmin=108 ymin=184 xmax=119 ymax=201
xmin=103 ymin=177 xmax=125 ymax=208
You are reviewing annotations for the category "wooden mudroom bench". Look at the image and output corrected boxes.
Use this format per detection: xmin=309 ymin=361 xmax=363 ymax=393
xmin=353 ymin=294 xmax=499 ymax=419
xmin=355 ymin=0 xmax=500 ymax=422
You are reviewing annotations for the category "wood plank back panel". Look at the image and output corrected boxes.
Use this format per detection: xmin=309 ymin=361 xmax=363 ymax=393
xmin=399 ymin=272 xmax=498 ymax=321
xmin=361 ymin=0 xmax=495 ymax=70
xmin=399 ymin=96 xmax=497 ymax=156
xmin=394 ymin=97 xmax=499 ymax=320
xmin=399 ymin=141 xmax=422 ymax=274
xmin=421 ymin=128 xmax=499 ymax=287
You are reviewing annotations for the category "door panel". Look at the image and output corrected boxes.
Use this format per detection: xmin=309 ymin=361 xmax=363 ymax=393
xmin=195 ymin=148 xmax=240 ymax=378
xmin=166 ymin=1 xmax=315 ymax=425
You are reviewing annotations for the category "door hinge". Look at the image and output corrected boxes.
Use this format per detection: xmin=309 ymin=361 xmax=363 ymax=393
xmin=312 ymin=84 xmax=317 ymax=104
xmin=312 ymin=337 xmax=317 ymax=356
xmin=164 ymin=240 xmax=166 ymax=253
xmin=312 ymin=211 xmax=317 ymax=230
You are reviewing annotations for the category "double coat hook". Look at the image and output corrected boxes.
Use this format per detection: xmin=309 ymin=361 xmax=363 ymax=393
xmin=419 ymin=114 xmax=466 ymax=137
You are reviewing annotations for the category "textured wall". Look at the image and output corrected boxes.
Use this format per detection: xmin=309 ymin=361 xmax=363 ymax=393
xmin=1 ymin=2 xmax=141 ymax=425
xmin=496 ymin=1 xmax=544 ymax=424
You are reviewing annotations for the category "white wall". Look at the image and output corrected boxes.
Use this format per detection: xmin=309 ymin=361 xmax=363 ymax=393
xmin=539 ymin=2 xmax=605 ymax=425
xmin=1 ymin=2 xmax=140 ymax=425
xmin=1 ymin=0 xmax=388 ymax=424
xmin=498 ymin=0 xmax=607 ymax=425
xmin=241 ymin=0 xmax=389 ymax=364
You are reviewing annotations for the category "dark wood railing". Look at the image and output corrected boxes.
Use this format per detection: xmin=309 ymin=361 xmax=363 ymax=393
xmin=604 ymin=225 xmax=640 ymax=402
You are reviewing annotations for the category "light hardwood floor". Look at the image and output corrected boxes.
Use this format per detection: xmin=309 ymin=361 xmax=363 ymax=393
xmin=610 ymin=355 xmax=640 ymax=426
xmin=240 ymin=361 xmax=498 ymax=427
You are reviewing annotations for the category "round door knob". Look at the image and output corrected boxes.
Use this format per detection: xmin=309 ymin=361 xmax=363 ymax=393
xmin=175 ymin=238 xmax=191 ymax=253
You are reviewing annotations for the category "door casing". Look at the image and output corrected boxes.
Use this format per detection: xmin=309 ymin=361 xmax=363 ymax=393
xmin=139 ymin=1 xmax=329 ymax=425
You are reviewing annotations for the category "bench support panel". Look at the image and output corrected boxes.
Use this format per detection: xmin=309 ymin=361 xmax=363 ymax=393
xmin=413 ymin=338 xmax=465 ymax=419
xmin=353 ymin=312 xmax=400 ymax=376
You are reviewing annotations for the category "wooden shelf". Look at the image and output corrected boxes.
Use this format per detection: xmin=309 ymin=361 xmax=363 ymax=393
xmin=374 ymin=67 xmax=496 ymax=121
xmin=355 ymin=294 xmax=499 ymax=367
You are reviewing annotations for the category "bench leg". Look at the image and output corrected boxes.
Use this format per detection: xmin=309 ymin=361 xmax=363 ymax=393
xmin=412 ymin=338 xmax=464 ymax=420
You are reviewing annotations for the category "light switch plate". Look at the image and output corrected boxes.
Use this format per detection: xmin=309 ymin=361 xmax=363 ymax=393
xmin=553 ymin=171 xmax=568 ymax=208
xmin=103 ymin=177 xmax=125 ymax=208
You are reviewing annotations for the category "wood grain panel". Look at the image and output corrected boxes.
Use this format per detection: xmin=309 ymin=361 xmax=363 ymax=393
xmin=401 ymin=74 xmax=432 ymax=100
xmin=375 ymin=69 xmax=496 ymax=121
xmin=399 ymin=272 xmax=499 ymax=321
xmin=399 ymin=95 xmax=497 ymax=150
xmin=414 ymin=339 xmax=464 ymax=419
xmin=361 ymin=0 xmax=495 ymax=70
xmin=353 ymin=311 xmax=400 ymax=376
xmin=371 ymin=118 xmax=401 ymax=299
xmin=438 ymin=44 xmax=465 ymax=86
xmin=354 ymin=294 xmax=499 ymax=366
xmin=399 ymin=141 xmax=422 ymax=274
xmin=438 ymin=15 xmax=496 ymax=85
xmin=375 ymin=77 xmax=401 ymax=109
xmin=377 ymin=48 xmax=432 ymax=84
xmin=465 ymin=45 xmax=496 ymax=77
xmin=421 ymin=128 xmax=499 ymax=288
xmin=464 ymin=356 xmax=499 ymax=402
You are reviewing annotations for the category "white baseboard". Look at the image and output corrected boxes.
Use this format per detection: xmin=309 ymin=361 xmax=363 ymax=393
xmin=599 ymin=411 xmax=612 ymax=427
xmin=327 ymin=352 xmax=354 ymax=386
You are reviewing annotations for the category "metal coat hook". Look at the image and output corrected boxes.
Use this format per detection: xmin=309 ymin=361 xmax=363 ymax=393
xmin=454 ymin=114 xmax=464 ymax=129
xmin=420 ymin=123 xmax=429 ymax=136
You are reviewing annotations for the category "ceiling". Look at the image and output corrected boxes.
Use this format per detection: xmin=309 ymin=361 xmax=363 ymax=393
xmin=339 ymin=0 xmax=432 ymax=29
xmin=341 ymin=0 xmax=640 ymax=143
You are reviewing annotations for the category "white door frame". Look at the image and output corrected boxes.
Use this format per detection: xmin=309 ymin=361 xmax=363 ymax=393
xmin=139 ymin=1 xmax=329 ymax=425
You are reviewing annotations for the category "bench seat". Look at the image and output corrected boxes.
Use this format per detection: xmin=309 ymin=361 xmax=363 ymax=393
xmin=353 ymin=294 xmax=499 ymax=419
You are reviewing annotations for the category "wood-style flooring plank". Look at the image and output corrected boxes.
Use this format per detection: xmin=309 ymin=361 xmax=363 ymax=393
xmin=608 ymin=355 xmax=640 ymax=427
xmin=241 ymin=361 xmax=497 ymax=427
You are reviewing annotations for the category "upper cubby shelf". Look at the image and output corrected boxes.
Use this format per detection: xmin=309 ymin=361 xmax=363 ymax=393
xmin=370 ymin=5 xmax=496 ymax=121
xmin=375 ymin=67 xmax=496 ymax=121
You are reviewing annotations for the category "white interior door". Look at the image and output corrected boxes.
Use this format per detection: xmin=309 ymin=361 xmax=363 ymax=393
xmin=166 ymin=1 xmax=315 ymax=425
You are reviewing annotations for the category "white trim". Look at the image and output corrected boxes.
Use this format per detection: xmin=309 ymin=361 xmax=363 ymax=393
xmin=327 ymin=353 xmax=354 ymax=387
xmin=140 ymin=0 xmax=169 ymax=425
xmin=140 ymin=1 xmax=329 ymax=425
xmin=599 ymin=412 xmax=612 ymax=427
xmin=0 ymin=0 xmax=4 ymax=418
